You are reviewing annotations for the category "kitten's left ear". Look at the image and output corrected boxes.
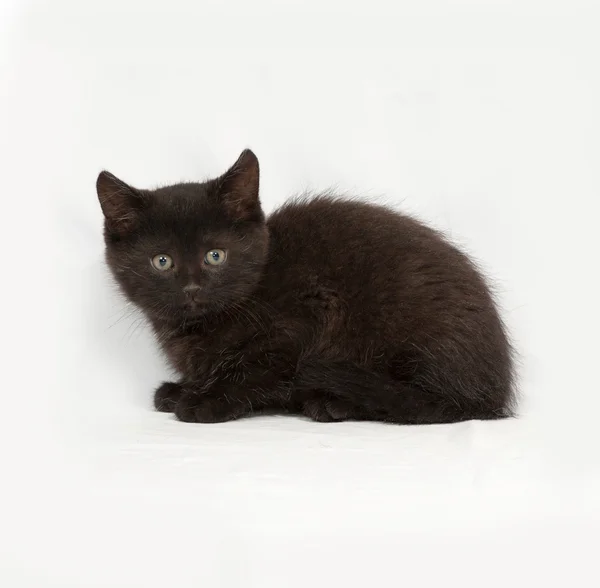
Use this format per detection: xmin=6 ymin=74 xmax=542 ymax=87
xmin=96 ymin=171 xmax=146 ymax=236
xmin=218 ymin=149 xmax=262 ymax=222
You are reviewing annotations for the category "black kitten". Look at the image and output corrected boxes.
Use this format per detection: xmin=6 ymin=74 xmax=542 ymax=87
xmin=97 ymin=150 xmax=515 ymax=424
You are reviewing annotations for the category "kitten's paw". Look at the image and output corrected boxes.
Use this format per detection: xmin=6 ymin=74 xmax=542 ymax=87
xmin=302 ymin=396 xmax=356 ymax=422
xmin=174 ymin=391 xmax=242 ymax=424
xmin=154 ymin=381 xmax=183 ymax=412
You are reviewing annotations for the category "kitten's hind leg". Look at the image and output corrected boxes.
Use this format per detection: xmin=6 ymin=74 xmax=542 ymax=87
xmin=301 ymin=392 xmax=362 ymax=422
xmin=153 ymin=381 xmax=184 ymax=412
xmin=293 ymin=359 xmax=389 ymax=422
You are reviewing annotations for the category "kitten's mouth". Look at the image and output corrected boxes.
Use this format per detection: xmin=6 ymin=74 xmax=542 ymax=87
xmin=182 ymin=302 xmax=209 ymax=317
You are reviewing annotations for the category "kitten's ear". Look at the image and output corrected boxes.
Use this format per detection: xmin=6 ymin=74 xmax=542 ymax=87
xmin=217 ymin=149 xmax=262 ymax=222
xmin=96 ymin=171 xmax=146 ymax=235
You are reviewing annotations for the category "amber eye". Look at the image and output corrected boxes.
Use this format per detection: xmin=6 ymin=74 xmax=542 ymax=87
xmin=204 ymin=249 xmax=227 ymax=266
xmin=151 ymin=254 xmax=173 ymax=271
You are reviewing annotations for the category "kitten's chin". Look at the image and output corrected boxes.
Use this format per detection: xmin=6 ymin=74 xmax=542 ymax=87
xmin=184 ymin=308 xmax=210 ymax=320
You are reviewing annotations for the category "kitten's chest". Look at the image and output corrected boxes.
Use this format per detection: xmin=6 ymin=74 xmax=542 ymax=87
xmin=156 ymin=323 xmax=251 ymax=377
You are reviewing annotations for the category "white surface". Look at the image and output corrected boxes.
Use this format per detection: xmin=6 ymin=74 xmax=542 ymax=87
xmin=2 ymin=0 xmax=600 ymax=586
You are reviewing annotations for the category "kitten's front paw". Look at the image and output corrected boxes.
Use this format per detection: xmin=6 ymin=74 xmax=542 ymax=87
xmin=154 ymin=381 xmax=183 ymax=412
xmin=174 ymin=391 xmax=243 ymax=424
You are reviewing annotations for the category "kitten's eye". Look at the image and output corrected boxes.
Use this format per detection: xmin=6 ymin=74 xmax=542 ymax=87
xmin=151 ymin=254 xmax=174 ymax=271
xmin=204 ymin=249 xmax=227 ymax=266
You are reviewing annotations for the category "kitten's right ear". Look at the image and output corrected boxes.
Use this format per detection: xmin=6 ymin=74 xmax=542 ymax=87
xmin=96 ymin=171 xmax=145 ymax=236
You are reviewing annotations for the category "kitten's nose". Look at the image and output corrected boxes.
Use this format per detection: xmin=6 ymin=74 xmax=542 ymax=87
xmin=183 ymin=284 xmax=203 ymax=302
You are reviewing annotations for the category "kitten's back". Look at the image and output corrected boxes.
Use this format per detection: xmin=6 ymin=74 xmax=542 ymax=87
xmin=265 ymin=195 xmax=515 ymax=421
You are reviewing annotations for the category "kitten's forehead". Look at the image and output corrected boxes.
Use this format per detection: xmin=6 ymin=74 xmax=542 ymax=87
xmin=141 ymin=182 xmax=233 ymax=243
xmin=147 ymin=183 xmax=220 ymax=220
xmin=151 ymin=182 xmax=212 ymax=209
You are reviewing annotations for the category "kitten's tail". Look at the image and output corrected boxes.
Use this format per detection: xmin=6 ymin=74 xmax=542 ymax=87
xmin=294 ymin=358 xmax=510 ymax=424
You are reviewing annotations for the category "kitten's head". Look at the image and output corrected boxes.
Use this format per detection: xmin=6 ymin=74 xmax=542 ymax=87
xmin=96 ymin=149 xmax=268 ymax=324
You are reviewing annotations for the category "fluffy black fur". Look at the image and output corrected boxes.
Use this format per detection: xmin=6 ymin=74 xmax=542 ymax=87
xmin=97 ymin=149 xmax=515 ymax=424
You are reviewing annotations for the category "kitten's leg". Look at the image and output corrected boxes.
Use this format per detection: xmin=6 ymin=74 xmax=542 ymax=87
xmin=174 ymin=346 xmax=297 ymax=424
xmin=294 ymin=358 xmax=426 ymax=423
xmin=154 ymin=381 xmax=184 ymax=412
xmin=173 ymin=389 xmax=252 ymax=423
xmin=294 ymin=360 xmax=376 ymax=422
xmin=301 ymin=392 xmax=364 ymax=422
